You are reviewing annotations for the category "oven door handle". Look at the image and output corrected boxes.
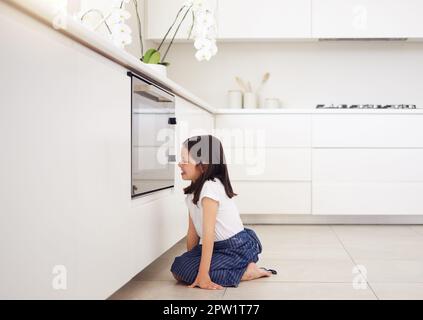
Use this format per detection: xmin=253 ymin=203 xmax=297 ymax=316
xmin=134 ymin=83 xmax=174 ymax=103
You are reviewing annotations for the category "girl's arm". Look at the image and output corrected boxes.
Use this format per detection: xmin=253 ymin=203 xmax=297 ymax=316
xmin=187 ymin=212 xmax=199 ymax=251
xmin=188 ymin=197 xmax=223 ymax=290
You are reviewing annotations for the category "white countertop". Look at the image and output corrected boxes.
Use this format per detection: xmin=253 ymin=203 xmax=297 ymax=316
xmin=215 ymin=108 xmax=423 ymax=114
xmin=6 ymin=0 xmax=423 ymax=117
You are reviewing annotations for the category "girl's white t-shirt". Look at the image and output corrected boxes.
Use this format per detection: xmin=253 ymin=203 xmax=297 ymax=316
xmin=185 ymin=178 xmax=244 ymax=243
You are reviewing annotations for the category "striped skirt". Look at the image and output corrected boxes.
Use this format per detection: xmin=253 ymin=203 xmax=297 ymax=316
xmin=170 ymin=228 xmax=263 ymax=287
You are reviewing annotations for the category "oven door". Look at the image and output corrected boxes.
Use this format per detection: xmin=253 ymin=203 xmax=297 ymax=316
xmin=130 ymin=74 xmax=176 ymax=197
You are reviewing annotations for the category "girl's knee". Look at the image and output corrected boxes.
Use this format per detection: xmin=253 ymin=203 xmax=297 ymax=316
xmin=172 ymin=272 xmax=183 ymax=282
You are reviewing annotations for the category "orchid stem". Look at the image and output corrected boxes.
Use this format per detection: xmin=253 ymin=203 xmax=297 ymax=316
xmin=80 ymin=9 xmax=112 ymax=34
xmin=157 ymin=5 xmax=187 ymax=52
xmin=132 ymin=0 xmax=144 ymax=57
xmin=161 ymin=4 xmax=193 ymax=63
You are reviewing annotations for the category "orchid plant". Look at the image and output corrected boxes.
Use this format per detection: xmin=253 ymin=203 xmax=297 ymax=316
xmin=76 ymin=0 xmax=217 ymax=64
xmin=142 ymin=0 xmax=218 ymax=66
xmin=76 ymin=0 xmax=133 ymax=49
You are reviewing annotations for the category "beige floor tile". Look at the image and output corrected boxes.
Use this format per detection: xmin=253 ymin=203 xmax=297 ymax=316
xmin=410 ymin=226 xmax=423 ymax=237
xmin=223 ymin=282 xmax=376 ymax=300
xmin=254 ymin=258 xmax=357 ymax=283
xmin=109 ymin=280 xmax=226 ymax=300
xmin=344 ymin=243 xmax=423 ymax=260
xmin=355 ymin=259 xmax=423 ymax=283
xmin=259 ymin=244 xmax=351 ymax=261
xmin=370 ymin=283 xmax=423 ymax=300
xmin=332 ymin=225 xmax=423 ymax=245
xmin=250 ymin=225 xmax=341 ymax=246
xmin=133 ymin=257 xmax=175 ymax=281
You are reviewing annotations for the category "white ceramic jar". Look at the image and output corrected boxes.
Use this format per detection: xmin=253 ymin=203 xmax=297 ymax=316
xmin=243 ymin=92 xmax=257 ymax=109
xmin=227 ymin=90 xmax=243 ymax=108
xmin=263 ymin=98 xmax=281 ymax=108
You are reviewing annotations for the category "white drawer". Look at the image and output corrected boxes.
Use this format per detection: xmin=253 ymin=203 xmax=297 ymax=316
xmin=313 ymin=149 xmax=423 ymax=182
xmin=312 ymin=115 xmax=423 ymax=147
xmin=232 ymin=181 xmax=311 ymax=214
xmin=227 ymin=148 xmax=311 ymax=181
xmin=313 ymin=182 xmax=423 ymax=215
xmin=215 ymin=114 xmax=311 ymax=148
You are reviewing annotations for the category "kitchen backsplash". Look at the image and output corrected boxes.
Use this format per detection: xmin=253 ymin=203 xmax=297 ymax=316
xmin=166 ymin=41 xmax=423 ymax=109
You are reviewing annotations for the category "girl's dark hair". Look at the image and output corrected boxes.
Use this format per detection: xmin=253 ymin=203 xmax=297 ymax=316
xmin=183 ymin=135 xmax=236 ymax=205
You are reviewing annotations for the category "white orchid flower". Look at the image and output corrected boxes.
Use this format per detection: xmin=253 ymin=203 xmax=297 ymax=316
xmin=111 ymin=23 xmax=132 ymax=36
xmin=194 ymin=37 xmax=212 ymax=50
xmin=112 ymin=33 xmax=132 ymax=48
xmin=108 ymin=8 xmax=131 ymax=24
xmin=195 ymin=48 xmax=212 ymax=61
xmin=189 ymin=0 xmax=218 ymax=61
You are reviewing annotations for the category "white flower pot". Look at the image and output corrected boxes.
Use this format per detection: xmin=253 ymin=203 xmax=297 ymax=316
xmin=145 ymin=63 xmax=167 ymax=78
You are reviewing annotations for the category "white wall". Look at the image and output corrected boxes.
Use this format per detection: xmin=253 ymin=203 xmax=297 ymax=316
xmin=165 ymin=41 xmax=423 ymax=109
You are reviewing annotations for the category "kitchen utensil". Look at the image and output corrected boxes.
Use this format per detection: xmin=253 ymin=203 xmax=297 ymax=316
xmin=235 ymin=76 xmax=248 ymax=92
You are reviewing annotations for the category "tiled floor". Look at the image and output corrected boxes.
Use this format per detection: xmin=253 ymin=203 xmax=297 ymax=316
xmin=109 ymin=225 xmax=423 ymax=300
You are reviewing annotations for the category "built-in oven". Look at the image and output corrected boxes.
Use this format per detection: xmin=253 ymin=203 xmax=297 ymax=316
xmin=129 ymin=72 xmax=176 ymax=198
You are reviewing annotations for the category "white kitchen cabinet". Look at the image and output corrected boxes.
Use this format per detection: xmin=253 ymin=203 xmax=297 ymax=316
xmin=218 ymin=0 xmax=311 ymax=39
xmin=233 ymin=181 xmax=311 ymax=214
xmin=146 ymin=0 xmax=218 ymax=41
xmin=312 ymin=0 xmax=423 ymax=38
xmin=227 ymin=148 xmax=311 ymax=181
xmin=312 ymin=115 xmax=423 ymax=148
xmin=312 ymin=114 xmax=423 ymax=215
xmin=175 ymin=96 xmax=214 ymax=146
xmin=0 ymin=2 xmax=190 ymax=299
xmin=313 ymin=182 xmax=423 ymax=215
xmin=215 ymin=114 xmax=312 ymax=215
xmin=174 ymin=96 xmax=214 ymax=190
xmin=215 ymin=114 xmax=312 ymax=148
xmin=312 ymin=149 xmax=423 ymax=182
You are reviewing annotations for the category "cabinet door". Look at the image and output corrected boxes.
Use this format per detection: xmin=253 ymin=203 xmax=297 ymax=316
xmin=174 ymin=96 xmax=214 ymax=190
xmin=233 ymin=181 xmax=311 ymax=214
xmin=312 ymin=149 xmax=423 ymax=215
xmin=215 ymin=114 xmax=312 ymax=148
xmin=312 ymin=0 xmax=423 ymax=38
xmin=218 ymin=0 xmax=311 ymax=39
xmin=312 ymin=115 xmax=423 ymax=148
xmin=227 ymin=148 xmax=311 ymax=181
xmin=147 ymin=0 xmax=218 ymax=41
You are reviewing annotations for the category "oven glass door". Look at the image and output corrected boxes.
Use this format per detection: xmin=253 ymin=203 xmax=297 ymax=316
xmin=131 ymin=75 xmax=176 ymax=197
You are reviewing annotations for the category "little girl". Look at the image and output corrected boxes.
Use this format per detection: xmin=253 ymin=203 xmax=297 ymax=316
xmin=171 ymin=135 xmax=276 ymax=290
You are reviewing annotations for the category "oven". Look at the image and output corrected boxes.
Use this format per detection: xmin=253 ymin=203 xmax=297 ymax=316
xmin=129 ymin=72 xmax=176 ymax=197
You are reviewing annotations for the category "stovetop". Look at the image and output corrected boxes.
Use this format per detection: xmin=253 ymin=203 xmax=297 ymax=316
xmin=316 ymin=104 xmax=417 ymax=109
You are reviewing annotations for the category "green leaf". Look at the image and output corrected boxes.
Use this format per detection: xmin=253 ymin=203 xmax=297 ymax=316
xmin=142 ymin=48 xmax=157 ymax=63
xmin=148 ymin=51 xmax=161 ymax=64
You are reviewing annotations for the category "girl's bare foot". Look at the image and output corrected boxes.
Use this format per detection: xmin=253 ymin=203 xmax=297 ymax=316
xmin=241 ymin=262 xmax=272 ymax=281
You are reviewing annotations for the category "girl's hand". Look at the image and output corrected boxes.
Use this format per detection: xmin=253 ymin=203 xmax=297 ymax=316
xmin=188 ymin=274 xmax=223 ymax=290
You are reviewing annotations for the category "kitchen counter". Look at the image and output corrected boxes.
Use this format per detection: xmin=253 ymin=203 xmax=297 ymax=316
xmin=4 ymin=0 xmax=217 ymax=114
xmin=215 ymin=108 xmax=423 ymax=114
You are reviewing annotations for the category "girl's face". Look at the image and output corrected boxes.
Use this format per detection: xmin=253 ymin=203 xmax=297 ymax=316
xmin=178 ymin=147 xmax=203 ymax=181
